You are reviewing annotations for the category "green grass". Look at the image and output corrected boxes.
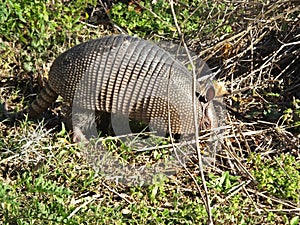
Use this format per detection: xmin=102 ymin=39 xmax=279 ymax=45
xmin=1 ymin=0 xmax=299 ymax=224
xmin=110 ymin=0 xmax=234 ymax=38
xmin=250 ymin=153 xmax=300 ymax=202
xmin=1 ymin=119 xmax=299 ymax=224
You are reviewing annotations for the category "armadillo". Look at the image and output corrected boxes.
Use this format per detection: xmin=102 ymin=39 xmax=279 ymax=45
xmin=11 ymin=35 xmax=216 ymax=141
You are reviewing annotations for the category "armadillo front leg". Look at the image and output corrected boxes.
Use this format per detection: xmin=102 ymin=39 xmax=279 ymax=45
xmin=72 ymin=106 xmax=104 ymax=142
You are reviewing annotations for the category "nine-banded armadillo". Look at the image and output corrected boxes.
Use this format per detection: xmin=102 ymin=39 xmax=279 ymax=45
xmin=12 ymin=35 xmax=216 ymax=141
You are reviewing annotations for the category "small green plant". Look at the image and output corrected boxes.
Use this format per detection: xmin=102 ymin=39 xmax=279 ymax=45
xmin=0 ymin=174 xmax=74 ymax=224
xmin=0 ymin=0 xmax=96 ymax=74
xmin=282 ymin=98 xmax=300 ymax=131
xmin=0 ymin=182 xmax=19 ymax=216
xmin=207 ymin=171 xmax=241 ymax=193
xmin=264 ymin=92 xmax=300 ymax=129
xmin=110 ymin=0 xmax=234 ymax=38
xmin=148 ymin=174 xmax=168 ymax=203
xmin=250 ymin=153 xmax=300 ymax=202
xmin=110 ymin=1 xmax=175 ymax=37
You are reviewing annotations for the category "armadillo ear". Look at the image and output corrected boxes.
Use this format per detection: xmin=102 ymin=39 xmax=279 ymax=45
xmin=205 ymin=85 xmax=215 ymax=102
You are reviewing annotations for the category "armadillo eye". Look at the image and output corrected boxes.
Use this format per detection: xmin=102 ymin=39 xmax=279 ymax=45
xmin=195 ymin=92 xmax=207 ymax=103
xmin=195 ymin=84 xmax=215 ymax=103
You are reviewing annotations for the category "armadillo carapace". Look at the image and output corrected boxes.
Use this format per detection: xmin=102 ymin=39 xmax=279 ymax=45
xmin=17 ymin=35 xmax=216 ymax=141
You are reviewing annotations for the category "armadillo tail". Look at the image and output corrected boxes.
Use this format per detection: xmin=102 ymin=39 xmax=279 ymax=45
xmin=25 ymin=84 xmax=58 ymax=119
xmin=5 ymin=84 xmax=59 ymax=121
